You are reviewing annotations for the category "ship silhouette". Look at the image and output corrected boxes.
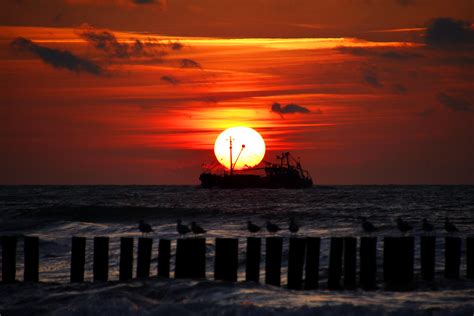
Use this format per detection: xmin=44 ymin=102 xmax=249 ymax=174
xmin=199 ymin=136 xmax=313 ymax=189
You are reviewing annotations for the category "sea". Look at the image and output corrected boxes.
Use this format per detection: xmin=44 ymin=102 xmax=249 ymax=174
xmin=0 ymin=185 xmax=473 ymax=315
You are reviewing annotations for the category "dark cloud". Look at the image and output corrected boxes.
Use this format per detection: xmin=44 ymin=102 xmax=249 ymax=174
xmin=180 ymin=58 xmax=202 ymax=69
xmin=161 ymin=75 xmax=179 ymax=85
xmin=337 ymin=47 xmax=422 ymax=60
xmin=132 ymin=0 xmax=155 ymax=4
xmin=437 ymin=93 xmax=472 ymax=112
xmin=392 ymin=84 xmax=407 ymax=94
xmin=395 ymin=0 xmax=416 ymax=5
xmin=417 ymin=108 xmax=435 ymax=118
xmin=425 ymin=18 xmax=474 ymax=47
xmin=79 ymin=27 xmax=180 ymax=59
xmin=271 ymin=103 xmax=310 ymax=115
xmin=362 ymin=69 xmax=382 ymax=87
xmin=10 ymin=37 xmax=103 ymax=75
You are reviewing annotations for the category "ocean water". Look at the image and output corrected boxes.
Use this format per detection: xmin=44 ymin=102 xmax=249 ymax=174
xmin=0 ymin=185 xmax=473 ymax=315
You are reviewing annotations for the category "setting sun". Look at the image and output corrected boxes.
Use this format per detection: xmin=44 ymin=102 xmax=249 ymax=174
xmin=214 ymin=126 xmax=266 ymax=170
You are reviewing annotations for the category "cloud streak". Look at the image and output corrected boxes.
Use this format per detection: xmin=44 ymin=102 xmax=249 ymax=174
xmin=11 ymin=37 xmax=103 ymax=75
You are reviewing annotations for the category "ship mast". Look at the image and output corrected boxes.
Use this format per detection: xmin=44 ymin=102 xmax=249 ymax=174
xmin=229 ymin=136 xmax=233 ymax=176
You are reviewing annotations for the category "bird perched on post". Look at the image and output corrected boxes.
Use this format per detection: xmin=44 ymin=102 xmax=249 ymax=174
xmin=422 ymin=218 xmax=434 ymax=232
xmin=191 ymin=221 xmax=206 ymax=235
xmin=138 ymin=220 xmax=153 ymax=236
xmin=396 ymin=217 xmax=413 ymax=233
xmin=444 ymin=217 xmax=459 ymax=233
xmin=266 ymin=221 xmax=281 ymax=234
xmin=176 ymin=219 xmax=191 ymax=237
xmin=361 ymin=217 xmax=377 ymax=233
xmin=247 ymin=221 xmax=261 ymax=234
xmin=288 ymin=217 xmax=299 ymax=234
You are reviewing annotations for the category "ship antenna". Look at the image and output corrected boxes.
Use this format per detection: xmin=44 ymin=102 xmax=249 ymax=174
xmin=232 ymin=144 xmax=246 ymax=170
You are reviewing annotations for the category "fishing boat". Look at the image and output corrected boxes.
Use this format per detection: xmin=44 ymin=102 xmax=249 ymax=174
xmin=199 ymin=137 xmax=313 ymax=189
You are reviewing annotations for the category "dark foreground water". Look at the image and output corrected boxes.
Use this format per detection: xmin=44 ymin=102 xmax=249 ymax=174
xmin=0 ymin=185 xmax=473 ymax=315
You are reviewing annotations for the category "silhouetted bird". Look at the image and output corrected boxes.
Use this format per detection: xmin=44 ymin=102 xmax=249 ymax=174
xmin=361 ymin=217 xmax=377 ymax=233
xmin=247 ymin=221 xmax=261 ymax=234
xmin=138 ymin=220 xmax=153 ymax=236
xmin=266 ymin=221 xmax=281 ymax=234
xmin=396 ymin=217 xmax=413 ymax=233
xmin=289 ymin=217 xmax=299 ymax=234
xmin=191 ymin=221 xmax=206 ymax=235
xmin=422 ymin=218 xmax=434 ymax=232
xmin=444 ymin=218 xmax=459 ymax=233
xmin=176 ymin=219 xmax=191 ymax=237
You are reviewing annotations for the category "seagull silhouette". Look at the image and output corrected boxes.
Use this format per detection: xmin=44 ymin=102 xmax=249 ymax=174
xmin=191 ymin=221 xmax=206 ymax=235
xmin=396 ymin=217 xmax=413 ymax=233
xmin=288 ymin=217 xmax=299 ymax=234
xmin=422 ymin=218 xmax=434 ymax=232
xmin=176 ymin=219 xmax=191 ymax=237
xmin=361 ymin=217 xmax=377 ymax=233
xmin=247 ymin=221 xmax=261 ymax=234
xmin=138 ymin=220 xmax=153 ymax=236
xmin=444 ymin=217 xmax=459 ymax=233
xmin=266 ymin=221 xmax=281 ymax=234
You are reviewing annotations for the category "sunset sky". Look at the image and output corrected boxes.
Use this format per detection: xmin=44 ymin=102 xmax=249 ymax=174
xmin=1 ymin=0 xmax=473 ymax=184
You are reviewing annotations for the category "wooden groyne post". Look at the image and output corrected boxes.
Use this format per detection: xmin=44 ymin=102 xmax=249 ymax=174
xmin=245 ymin=237 xmax=261 ymax=283
xmin=119 ymin=237 xmax=134 ymax=281
xmin=343 ymin=237 xmax=357 ymax=289
xmin=420 ymin=236 xmax=436 ymax=281
xmin=327 ymin=237 xmax=343 ymax=290
xmin=137 ymin=237 xmax=153 ymax=278
xmin=70 ymin=236 xmax=86 ymax=283
xmin=93 ymin=237 xmax=109 ymax=282
xmin=445 ymin=236 xmax=461 ymax=279
xmin=24 ymin=236 xmax=39 ymax=282
xmin=1 ymin=236 xmax=17 ymax=283
xmin=175 ymin=238 xmax=206 ymax=279
xmin=359 ymin=237 xmax=377 ymax=290
xmin=467 ymin=237 xmax=474 ymax=279
xmin=215 ymin=238 xmax=238 ymax=282
xmin=158 ymin=239 xmax=171 ymax=278
xmin=265 ymin=237 xmax=282 ymax=286
xmin=287 ymin=237 xmax=306 ymax=290
xmin=384 ymin=236 xmax=414 ymax=290
xmin=304 ymin=237 xmax=320 ymax=290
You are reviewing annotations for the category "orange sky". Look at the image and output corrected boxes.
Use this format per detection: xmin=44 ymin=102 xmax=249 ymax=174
xmin=0 ymin=0 xmax=473 ymax=184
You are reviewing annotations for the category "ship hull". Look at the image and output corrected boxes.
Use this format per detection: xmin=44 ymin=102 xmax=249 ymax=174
xmin=199 ymin=172 xmax=313 ymax=189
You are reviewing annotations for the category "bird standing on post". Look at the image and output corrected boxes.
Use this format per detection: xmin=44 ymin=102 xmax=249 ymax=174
xmin=191 ymin=221 xmax=206 ymax=235
xmin=444 ymin=217 xmax=459 ymax=233
xmin=138 ymin=220 xmax=153 ymax=236
xmin=422 ymin=218 xmax=434 ymax=232
xmin=361 ymin=217 xmax=377 ymax=233
xmin=176 ymin=219 xmax=191 ymax=237
xmin=266 ymin=221 xmax=281 ymax=234
xmin=396 ymin=217 xmax=413 ymax=233
xmin=289 ymin=217 xmax=299 ymax=234
xmin=247 ymin=221 xmax=260 ymax=234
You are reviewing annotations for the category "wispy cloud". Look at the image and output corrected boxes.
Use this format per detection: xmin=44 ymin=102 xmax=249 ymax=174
xmin=437 ymin=92 xmax=472 ymax=112
xmin=180 ymin=58 xmax=202 ymax=69
xmin=161 ymin=75 xmax=179 ymax=85
xmin=11 ymin=37 xmax=103 ymax=75
xmin=337 ymin=46 xmax=422 ymax=60
xmin=362 ymin=68 xmax=383 ymax=87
